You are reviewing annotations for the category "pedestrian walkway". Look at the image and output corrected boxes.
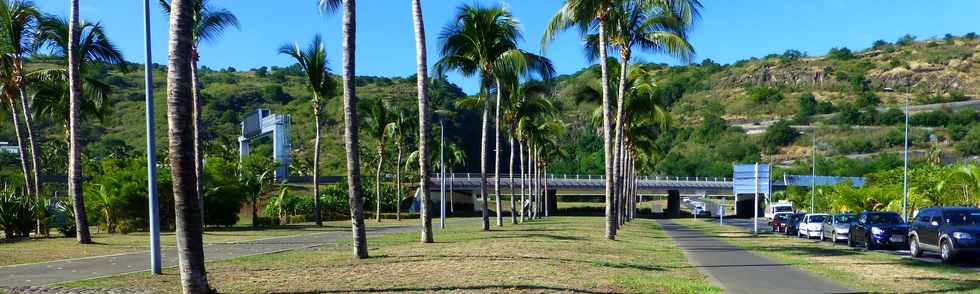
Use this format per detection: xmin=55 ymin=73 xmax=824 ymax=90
xmin=0 ymin=220 xmax=471 ymax=287
xmin=657 ymin=219 xmax=860 ymax=294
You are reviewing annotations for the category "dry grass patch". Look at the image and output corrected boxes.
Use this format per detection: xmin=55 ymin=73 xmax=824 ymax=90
xmin=61 ymin=217 xmax=719 ymax=293
xmin=676 ymin=219 xmax=980 ymax=293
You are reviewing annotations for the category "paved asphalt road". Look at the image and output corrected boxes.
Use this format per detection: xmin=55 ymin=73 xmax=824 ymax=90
xmin=658 ymin=219 xmax=859 ymax=294
xmin=0 ymin=219 xmax=475 ymax=287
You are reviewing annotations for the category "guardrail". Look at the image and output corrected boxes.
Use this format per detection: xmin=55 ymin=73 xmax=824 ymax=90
xmin=429 ymin=173 xmax=731 ymax=182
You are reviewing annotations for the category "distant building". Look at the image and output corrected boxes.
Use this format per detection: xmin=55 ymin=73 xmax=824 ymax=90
xmin=0 ymin=141 xmax=19 ymax=155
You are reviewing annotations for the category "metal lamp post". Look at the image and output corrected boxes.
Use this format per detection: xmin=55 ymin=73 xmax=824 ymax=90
xmin=902 ymin=81 xmax=911 ymax=222
xmin=142 ymin=0 xmax=161 ymax=275
xmin=811 ymin=127 xmax=816 ymax=214
xmin=440 ymin=119 xmax=446 ymax=228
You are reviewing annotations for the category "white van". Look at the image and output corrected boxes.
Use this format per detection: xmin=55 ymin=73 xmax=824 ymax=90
xmin=766 ymin=201 xmax=794 ymax=220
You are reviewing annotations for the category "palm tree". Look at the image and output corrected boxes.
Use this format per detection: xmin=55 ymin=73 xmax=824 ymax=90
xmin=160 ymin=0 xmax=240 ymax=220
xmin=544 ymin=0 xmax=617 ymax=239
xmin=65 ymin=0 xmax=90 ymax=244
xmin=277 ymin=34 xmax=334 ymax=226
xmin=319 ymin=0 xmax=367 ymax=259
xmin=0 ymin=60 xmax=32 ymax=199
xmin=385 ymin=110 xmax=412 ymax=221
xmin=32 ymin=14 xmax=124 ymax=244
xmin=435 ymin=4 xmax=553 ymax=230
xmin=0 ymin=0 xmax=40 ymax=197
xmin=365 ymin=98 xmax=390 ymax=223
xmin=507 ymin=80 xmax=554 ymax=222
xmin=411 ymin=0 xmax=433 ymax=243
xmin=163 ymin=0 xmax=210 ymax=290
xmin=601 ymin=1 xmax=697 ymax=227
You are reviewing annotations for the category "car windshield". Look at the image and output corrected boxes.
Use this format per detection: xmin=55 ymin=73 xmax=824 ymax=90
xmin=808 ymin=215 xmax=826 ymax=223
xmin=774 ymin=206 xmax=793 ymax=213
xmin=867 ymin=213 xmax=904 ymax=224
xmin=944 ymin=211 xmax=980 ymax=225
xmin=775 ymin=214 xmax=790 ymax=221
xmin=834 ymin=214 xmax=856 ymax=223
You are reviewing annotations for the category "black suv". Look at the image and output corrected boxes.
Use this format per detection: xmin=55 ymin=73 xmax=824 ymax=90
xmin=909 ymin=207 xmax=980 ymax=263
xmin=848 ymin=211 xmax=908 ymax=250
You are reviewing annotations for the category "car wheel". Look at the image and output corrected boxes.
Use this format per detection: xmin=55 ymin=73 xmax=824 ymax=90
xmin=847 ymin=234 xmax=855 ymax=247
xmin=865 ymin=236 xmax=876 ymax=251
xmin=940 ymin=239 xmax=956 ymax=263
xmin=820 ymin=231 xmax=826 ymax=242
xmin=910 ymin=235 xmax=922 ymax=258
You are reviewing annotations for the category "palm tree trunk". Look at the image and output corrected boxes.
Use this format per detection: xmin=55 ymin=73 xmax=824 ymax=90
xmin=312 ymin=104 xmax=323 ymax=226
xmin=449 ymin=170 xmax=454 ymax=214
xmin=532 ymin=151 xmax=539 ymax=219
xmin=395 ymin=142 xmax=402 ymax=221
xmin=342 ymin=0 xmax=368 ymax=258
xmin=411 ymin=0 xmax=433 ymax=243
xmin=375 ymin=145 xmax=383 ymax=223
xmin=165 ymin=0 xmax=210 ymax=290
xmin=191 ymin=54 xmax=205 ymax=225
xmin=479 ymin=89 xmax=490 ymax=231
xmin=4 ymin=96 xmax=32 ymax=198
xmin=543 ymin=165 xmax=549 ymax=217
xmin=598 ymin=18 xmax=615 ymax=240
xmin=67 ymin=0 xmax=91 ymax=245
xmin=493 ymin=78 xmax=503 ymax=227
xmin=518 ymin=140 xmax=525 ymax=223
xmin=16 ymin=79 xmax=40 ymax=198
xmin=508 ymin=135 xmax=516 ymax=224
xmin=613 ymin=50 xmax=630 ymax=229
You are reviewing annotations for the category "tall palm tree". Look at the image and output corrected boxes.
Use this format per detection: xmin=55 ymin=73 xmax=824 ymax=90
xmin=160 ymin=0 xmax=240 ymax=219
xmin=164 ymin=0 xmax=210 ymax=291
xmin=33 ymin=14 xmax=124 ymax=244
xmin=277 ymin=34 xmax=334 ymax=226
xmin=0 ymin=0 xmax=40 ymax=197
xmin=411 ymin=0 xmax=433 ymax=243
xmin=0 ymin=59 xmax=32 ymax=199
xmin=319 ymin=0 xmax=367 ymax=259
xmin=508 ymin=80 xmax=554 ymax=223
xmin=66 ymin=0 xmax=90 ymax=244
xmin=601 ymin=1 xmax=697 ymax=227
xmin=365 ymin=98 xmax=390 ymax=223
xmin=544 ymin=0 xmax=617 ymax=239
xmin=385 ymin=110 xmax=412 ymax=222
xmin=435 ymin=4 xmax=553 ymax=230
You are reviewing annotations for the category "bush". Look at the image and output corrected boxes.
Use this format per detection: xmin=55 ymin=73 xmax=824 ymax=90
xmin=828 ymin=47 xmax=854 ymax=60
xmin=896 ymin=34 xmax=916 ymax=46
xmin=0 ymin=191 xmax=35 ymax=239
xmin=911 ymin=111 xmax=949 ymax=127
xmin=762 ymin=120 xmax=799 ymax=152
xmin=879 ymin=108 xmax=904 ymax=125
xmin=872 ymin=39 xmax=890 ymax=49
xmin=949 ymin=108 xmax=977 ymax=126
xmin=204 ymin=157 xmax=248 ymax=227
xmin=856 ymin=91 xmax=880 ymax=108
xmin=747 ymin=86 xmax=783 ymax=104
xmin=955 ymin=124 xmax=980 ymax=155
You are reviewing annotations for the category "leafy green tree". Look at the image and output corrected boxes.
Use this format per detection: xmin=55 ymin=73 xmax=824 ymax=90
xmin=0 ymin=0 xmax=42 ymax=197
xmin=879 ymin=108 xmax=904 ymax=125
xmin=761 ymin=120 xmax=799 ymax=153
xmin=828 ymin=47 xmax=854 ymax=60
xmin=896 ymin=34 xmax=915 ymax=46
xmin=955 ymin=124 xmax=980 ymax=155
xmin=364 ymin=98 xmax=390 ymax=223
xmin=856 ymin=91 xmax=879 ymax=108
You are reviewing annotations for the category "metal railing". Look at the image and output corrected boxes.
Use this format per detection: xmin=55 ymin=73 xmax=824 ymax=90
xmin=429 ymin=173 xmax=731 ymax=183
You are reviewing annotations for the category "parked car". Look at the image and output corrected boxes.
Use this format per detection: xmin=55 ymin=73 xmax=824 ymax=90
xmin=770 ymin=212 xmax=794 ymax=233
xmin=909 ymin=207 xmax=980 ymax=263
xmin=798 ymin=213 xmax=829 ymax=239
xmin=784 ymin=213 xmax=806 ymax=236
xmin=821 ymin=213 xmax=857 ymax=244
xmin=848 ymin=211 xmax=908 ymax=250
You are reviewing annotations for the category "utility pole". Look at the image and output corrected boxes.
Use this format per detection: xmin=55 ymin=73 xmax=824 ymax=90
xmin=143 ymin=0 xmax=161 ymax=275
xmin=811 ymin=127 xmax=816 ymax=214
xmin=903 ymin=80 xmax=910 ymax=222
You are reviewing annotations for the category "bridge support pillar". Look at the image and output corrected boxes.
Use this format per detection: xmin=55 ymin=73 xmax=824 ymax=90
xmin=547 ymin=190 xmax=557 ymax=215
xmin=471 ymin=190 xmax=480 ymax=212
xmin=666 ymin=190 xmax=681 ymax=217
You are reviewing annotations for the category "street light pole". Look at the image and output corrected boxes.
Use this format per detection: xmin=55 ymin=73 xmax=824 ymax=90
xmin=440 ymin=120 xmax=446 ymax=228
xmin=811 ymin=127 xmax=816 ymax=214
xmin=903 ymin=81 xmax=910 ymax=221
xmin=142 ymin=0 xmax=161 ymax=275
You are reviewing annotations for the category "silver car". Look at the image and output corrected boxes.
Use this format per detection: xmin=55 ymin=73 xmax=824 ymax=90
xmin=821 ymin=213 xmax=857 ymax=244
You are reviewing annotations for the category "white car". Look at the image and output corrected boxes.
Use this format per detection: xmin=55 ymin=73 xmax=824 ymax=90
xmin=798 ymin=213 xmax=829 ymax=239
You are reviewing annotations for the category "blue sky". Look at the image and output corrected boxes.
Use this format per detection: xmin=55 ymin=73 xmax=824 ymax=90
xmin=37 ymin=0 xmax=980 ymax=95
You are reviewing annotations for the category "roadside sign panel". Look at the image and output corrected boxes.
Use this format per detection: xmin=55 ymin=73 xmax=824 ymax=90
xmin=733 ymin=163 xmax=769 ymax=195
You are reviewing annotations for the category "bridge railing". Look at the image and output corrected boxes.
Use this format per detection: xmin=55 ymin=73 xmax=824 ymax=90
xmin=429 ymin=173 xmax=731 ymax=182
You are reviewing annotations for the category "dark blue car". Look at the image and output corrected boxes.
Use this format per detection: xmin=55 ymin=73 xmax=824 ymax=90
xmin=848 ymin=211 xmax=908 ymax=250
xmin=909 ymin=207 xmax=980 ymax=263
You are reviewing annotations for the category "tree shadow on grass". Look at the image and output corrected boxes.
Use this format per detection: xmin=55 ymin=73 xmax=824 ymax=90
xmin=903 ymin=276 xmax=980 ymax=294
xmin=484 ymin=233 xmax=588 ymax=241
xmin=364 ymin=254 xmax=665 ymax=272
xmin=270 ymin=284 xmax=618 ymax=294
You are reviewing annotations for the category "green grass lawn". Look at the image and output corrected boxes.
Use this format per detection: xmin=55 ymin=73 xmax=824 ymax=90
xmin=60 ymin=217 xmax=719 ymax=293
xmin=0 ymin=219 xmax=411 ymax=266
xmin=676 ymin=219 xmax=980 ymax=293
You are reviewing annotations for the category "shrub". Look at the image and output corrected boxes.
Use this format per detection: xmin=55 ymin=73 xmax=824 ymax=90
xmin=762 ymin=120 xmax=799 ymax=153
xmin=949 ymin=108 xmax=977 ymax=126
xmin=911 ymin=111 xmax=949 ymax=127
xmin=879 ymin=108 xmax=904 ymax=125
xmin=955 ymin=124 xmax=980 ymax=155
xmin=0 ymin=191 xmax=35 ymax=239
xmin=746 ymin=86 xmax=783 ymax=104
xmin=896 ymin=34 xmax=916 ymax=46
xmin=949 ymin=124 xmax=970 ymax=141
xmin=856 ymin=91 xmax=880 ymax=108
xmin=204 ymin=157 xmax=248 ymax=227
xmin=872 ymin=39 xmax=890 ymax=49
xmin=828 ymin=47 xmax=854 ymax=60
xmin=797 ymin=92 xmax=817 ymax=116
